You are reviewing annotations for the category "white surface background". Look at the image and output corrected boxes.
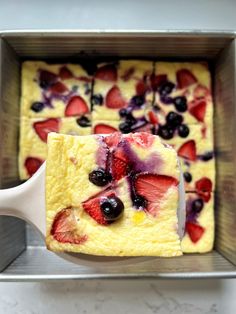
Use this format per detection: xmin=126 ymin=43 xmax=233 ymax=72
xmin=0 ymin=0 xmax=236 ymax=313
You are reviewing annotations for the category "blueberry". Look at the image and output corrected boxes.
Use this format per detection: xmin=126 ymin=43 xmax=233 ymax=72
xmin=192 ymin=199 xmax=204 ymax=213
xmin=119 ymin=108 xmax=129 ymax=117
xmin=201 ymin=152 xmax=214 ymax=161
xmin=76 ymin=116 xmax=91 ymax=127
xmin=89 ymin=168 xmax=112 ymax=187
xmin=166 ymin=112 xmax=183 ymax=128
xmin=132 ymin=95 xmax=145 ymax=107
xmin=174 ymin=96 xmax=187 ymax=112
xmin=30 ymin=102 xmax=44 ymax=113
xmin=133 ymin=195 xmax=147 ymax=209
xmin=91 ymin=94 xmax=103 ymax=106
xmin=100 ymin=196 xmax=124 ymax=222
xmin=158 ymin=125 xmax=174 ymax=140
xmin=159 ymin=81 xmax=175 ymax=96
xmin=183 ymin=172 xmax=192 ymax=183
xmin=178 ymin=124 xmax=189 ymax=138
xmin=160 ymin=95 xmax=173 ymax=104
xmin=39 ymin=70 xmax=57 ymax=89
xmin=126 ymin=114 xmax=136 ymax=126
xmin=119 ymin=122 xmax=132 ymax=134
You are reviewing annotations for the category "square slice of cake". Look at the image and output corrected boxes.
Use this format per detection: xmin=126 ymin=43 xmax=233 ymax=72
xmin=181 ymin=192 xmax=214 ymax=253
xmin=46 ymin=132 xmax=182 ymax=257
xmin=92 ymin=61 xmax=153 ymax=124
xmin=153 ymin=62 xmax=213 ymax=126
xmin=19 ymin=117 xmax=91 ymax=179
xmin=21 ymin=61 xmax=92 ymax=118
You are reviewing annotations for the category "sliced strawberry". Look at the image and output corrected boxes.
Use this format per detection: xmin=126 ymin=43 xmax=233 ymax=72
xmin=111 ymin=147 xmax=129 ymax=180
xmin=105 ymin=86 xmax=127 ymax=109
xmin=82 ymin=192 xmax=114 ymax=225
xmin=186 ymin=222 xmax=205 ymax=243
xmin=59 ymin=66 xmax=73 ymax=79
xmin=33 ymin=118 xmax=60 ymax=142
xmin=195 ymin=177 xmax=212 ymax=202
xmin=136 ymin=80 xmax=148 ymax=95
xmin=134 ymin=173 xmax=178 ymax=216
xmin=24 ymin=157 xmax=44 ymax=177
xmin=127 ymin=132 xmax=155 ymax=148
xmin=51 ymin=208 xmax=87 ymax=244
xmin=176 ymin=69 xmax=197 ymax=89
xmin=104 ymin=132 xmax=122 ymax=147
xmin=49 ymin=81 xmax=68 ymax=94
xmin=94 ymin=124 xmax=118 ymax=134
xmin=121 ymin=67 xmax=135 ymax=81
xmin=194 ymin=84 xmax=210 ymax=99
xmin=177 ymin=140 xmax=197 ymax=161
xmin=39 ymin=70 xmax=57 ymax=88
xmin=65 ymin=96 xmax=89 ymax=117
xmin=95 ymin=64 xmax=117 ymax=82
xmin=148 ymin=111 xmax=158 ymax=125
xmin=150 ymin=74 xmax=167 ymax=91
xmin=189 ymin=100 xmax=207 ymax=122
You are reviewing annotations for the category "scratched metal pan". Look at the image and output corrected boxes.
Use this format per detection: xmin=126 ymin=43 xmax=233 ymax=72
xmin=0 ymin=31 xmax=236 ymax=281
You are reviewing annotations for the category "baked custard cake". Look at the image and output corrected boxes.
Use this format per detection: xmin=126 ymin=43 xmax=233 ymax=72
xmin=46 ymin=132 xmax=182 ymax=256
xmin=19 ymin=117 xmax=91 ymax=179
xmin=21 ymin=61 xmax=92 ymax=118
xmin=92 ymin=61 xmax=153 ymax=125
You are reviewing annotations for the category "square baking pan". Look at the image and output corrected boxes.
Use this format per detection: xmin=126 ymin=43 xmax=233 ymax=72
xmin=0 ymin=31 xmax=235 ymax=281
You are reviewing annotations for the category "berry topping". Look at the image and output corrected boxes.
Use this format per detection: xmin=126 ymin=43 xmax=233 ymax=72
xmin=95 ymin=64 xmax=117 ymax=82
xmin=195 ymin=177 xmax=212 ymax=202
xmin=176 ymin=69 xmax=197 ymax=89
xmin=134 ymin=173 xmax=178 ymax=216
xmin=65 ymin=96 xmax=89 ymax=117
xmin=148 ymin=111 xmax=158 ymax=125
xmin=39 ymin=70 xmax=57 ymax=89
xmin=136 ymin=80 xmax=148 ymax=95
xmin=82 ymin=191 xmax=114 ymax=225
xmin=192 ymin=199 xmax=204 ymax=213
xmin=160 ymin=95 xmax=173 ymax=104
xmin=131 ymin=95 xmax=145 ymax=107
xmin=119 ymin=108 xmax=129 ymax=117
xmin=100 ymin=196 xmax=124 ymax=222
xmin=49 ymin=82 xmax=68 ymax=94
xmin=201 ymin=152 xmax=214 ymax=161
xmin=51 ymin=208 xmax=87 ymax=244
xmin=158 ymin=125 xmax=174 ymax=140
xmin=173 ymin=96 xmax=188 ymax=112
xmin=150 ymin=74 xmax=167 ymax=91
xmin=59 ymin=66 xmax=73 ymax=79
xmin=178 ymin=124 xmax=189 ymax=138
xmin=158 ymin=81 xmax=175 ymax=96
xmin=132 ymin=195 xmax=147 ymax=209
xmin=194 ymin=84 xmax=210 ymax=99
xmin=94 ymin=124 xmax=117 ymax=134
xmin=106 ymin=86 xmax=126 ymax=109
xmin=91 ymin=94 xmax=103 ymax=106
xmin=119 ymin=122 xmax=132 ymax=134
xmin=189 ymin=100 xmax=206 ymax=122
xmin=31 ymin=101 xmax=44 ymax=113
xmin=121 ymin=67 xmax=135 ymax=81
xmin=183 ymin=172 xmax=192 ymax=183
xmin=127 ymin=132 xmax=155 ymax=148
xmin=166 ymin=112 xmax=183 ymax=128
xmin=185 ymin=222 xmax=205 ymax=243
xmin=33 ymin=118 xmax=60 ymax=142
xmin=126 ymin=114 xmax=136 ymax=126
xmin=76 ymin=116 xmax=91 ymax=127
xmin=104 ymin=132 xmax=122 ymax=148
xmin=89 ymin=168 xmax=112 ymax=187
xmin=177 ymin=140 xmax=197 ymax=161
xmin=24 ymin=157 xmax=43 ymax=177
xmin=111 ymin=148 xmax=129 ymax=180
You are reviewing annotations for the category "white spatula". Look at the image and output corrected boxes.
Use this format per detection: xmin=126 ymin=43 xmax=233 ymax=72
xmin=0 ymin=162 xmax=186 ymax=266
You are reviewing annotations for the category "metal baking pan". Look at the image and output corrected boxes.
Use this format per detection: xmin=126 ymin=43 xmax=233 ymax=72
xmin=0 ymin=30 xmax=236 ymax=281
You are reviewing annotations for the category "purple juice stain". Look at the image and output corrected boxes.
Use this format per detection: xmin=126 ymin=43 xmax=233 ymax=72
xmin=185 ymin=195 xmax=205 ymax=223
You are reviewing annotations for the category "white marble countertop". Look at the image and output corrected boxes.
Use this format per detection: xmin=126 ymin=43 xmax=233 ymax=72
xmin=0 ymin=279 xmax=236 ymax=313
xmin=0 ymin=1 xmax=236 ymax=313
